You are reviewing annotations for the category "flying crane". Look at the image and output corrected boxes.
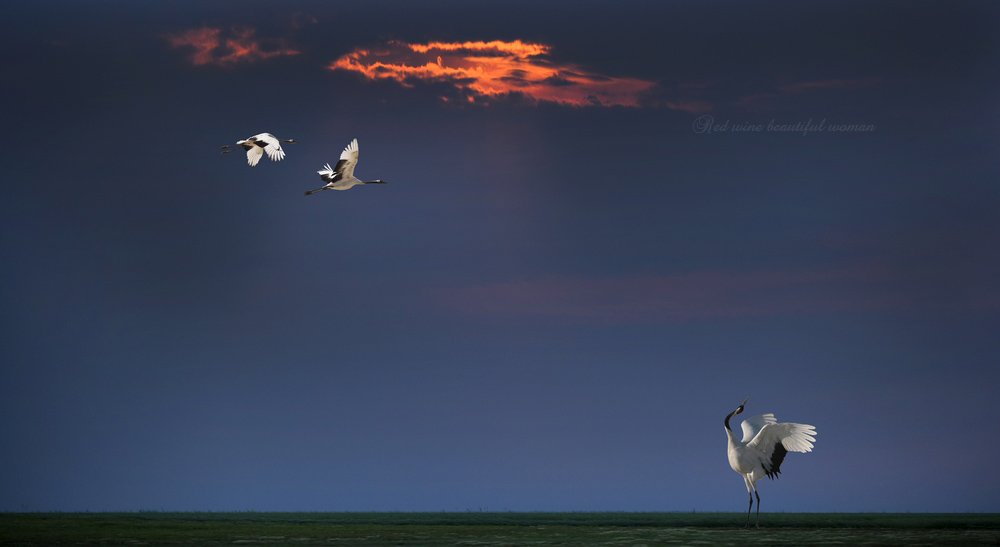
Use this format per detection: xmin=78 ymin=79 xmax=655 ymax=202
xmin=221 ymin=133 xmax=300 ymax=167
xmin=305 ymin=138 xmax=387 ymax=195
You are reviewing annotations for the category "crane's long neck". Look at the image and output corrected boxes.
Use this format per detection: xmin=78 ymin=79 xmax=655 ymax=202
xmin=725 ymin=411 xmax=740 ymax=446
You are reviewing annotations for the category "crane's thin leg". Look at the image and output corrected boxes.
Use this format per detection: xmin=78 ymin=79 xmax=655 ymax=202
xmin=304 ymin=187 xmax=328 ymax=196
xmin=754 ymin=489 xmax=761 ymax=528
xmin=742 ymin=476 xmax=754 ymax=529
xmin=745 ymin=490 xmax=753 ymax=528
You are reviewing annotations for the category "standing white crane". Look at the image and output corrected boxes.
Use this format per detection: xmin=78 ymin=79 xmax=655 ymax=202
xmin=221 ymin=133 xmax=300 ymax=167
xmin=305 ymin=138 xmax=387 ymax=195
xmin=725 ymin=397 xmax=816 ymax=528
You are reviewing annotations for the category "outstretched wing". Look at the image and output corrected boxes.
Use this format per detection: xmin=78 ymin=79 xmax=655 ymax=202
xmin=317 ymin=163 xmax=339 ymax=183
xmin=336 ymin=138 xmax=359 ymax=180
xmin=749 ymin=422 xmax=816 ymax=453
xmin=254 ymin=133 xmax=286 ymax=162
xmin=746 ymin=421 xmax=816 ymax=479
xmin=245 ymin=145 xmax=264 ymax=167
xmin=741 ymin=413 xmax=777 ymax=443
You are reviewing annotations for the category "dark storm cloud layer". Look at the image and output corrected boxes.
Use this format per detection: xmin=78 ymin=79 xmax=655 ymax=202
xmin=2 ymin=0 xmax=999 ymax=513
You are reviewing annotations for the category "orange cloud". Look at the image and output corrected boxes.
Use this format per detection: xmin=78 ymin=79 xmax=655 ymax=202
xmin=165 ymin=26 xmax=299 ymax=66
xmin=329 ymin=40 xmax=658 ymax=107
xmin=410 ymin=40 xmax=549 ymax=56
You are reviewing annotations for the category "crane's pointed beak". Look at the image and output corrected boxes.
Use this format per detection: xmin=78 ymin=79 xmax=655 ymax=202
xmin=736 ymin=396 xmax=748 ymax=414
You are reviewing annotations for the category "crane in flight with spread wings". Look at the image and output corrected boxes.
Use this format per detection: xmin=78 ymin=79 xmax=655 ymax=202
xmin=221 ymin=133 xmax=300 ymax=167
xmin=305 ymin=138 xmax=387 ymax=195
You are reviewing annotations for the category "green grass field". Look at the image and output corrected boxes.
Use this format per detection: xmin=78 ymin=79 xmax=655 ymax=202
xmin=2 ymin=512 xmax=998 ymax=546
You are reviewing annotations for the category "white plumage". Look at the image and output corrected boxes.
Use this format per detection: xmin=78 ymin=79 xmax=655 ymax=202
xmin=305 ymin=138 xmax=387 ymax=195
xmin=725 ymin=398 xmax=816 ymax=528
xmin=221 ymin=133 xmax=300 ymax=166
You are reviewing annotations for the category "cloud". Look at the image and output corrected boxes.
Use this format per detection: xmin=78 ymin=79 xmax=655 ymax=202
xmin=328 ymin=40 xmax=659 ymax=107
xmin=165 ymin=26 xmax=299 ymax=66
xmin=433 ymin=261 xmax=997 ymax=322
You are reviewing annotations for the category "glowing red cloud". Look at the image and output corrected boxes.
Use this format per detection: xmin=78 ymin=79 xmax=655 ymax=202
xmin=329 ymin=40 xmax=658 ymax=107
xmin=410 ymin=40 xmax=549 ymax=56
xmin=165 ymin=26 xmax=299 ymax=66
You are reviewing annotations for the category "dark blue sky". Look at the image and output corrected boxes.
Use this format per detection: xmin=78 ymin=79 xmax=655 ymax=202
xmin=2 ymin=1 xmax=998 ymax=512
